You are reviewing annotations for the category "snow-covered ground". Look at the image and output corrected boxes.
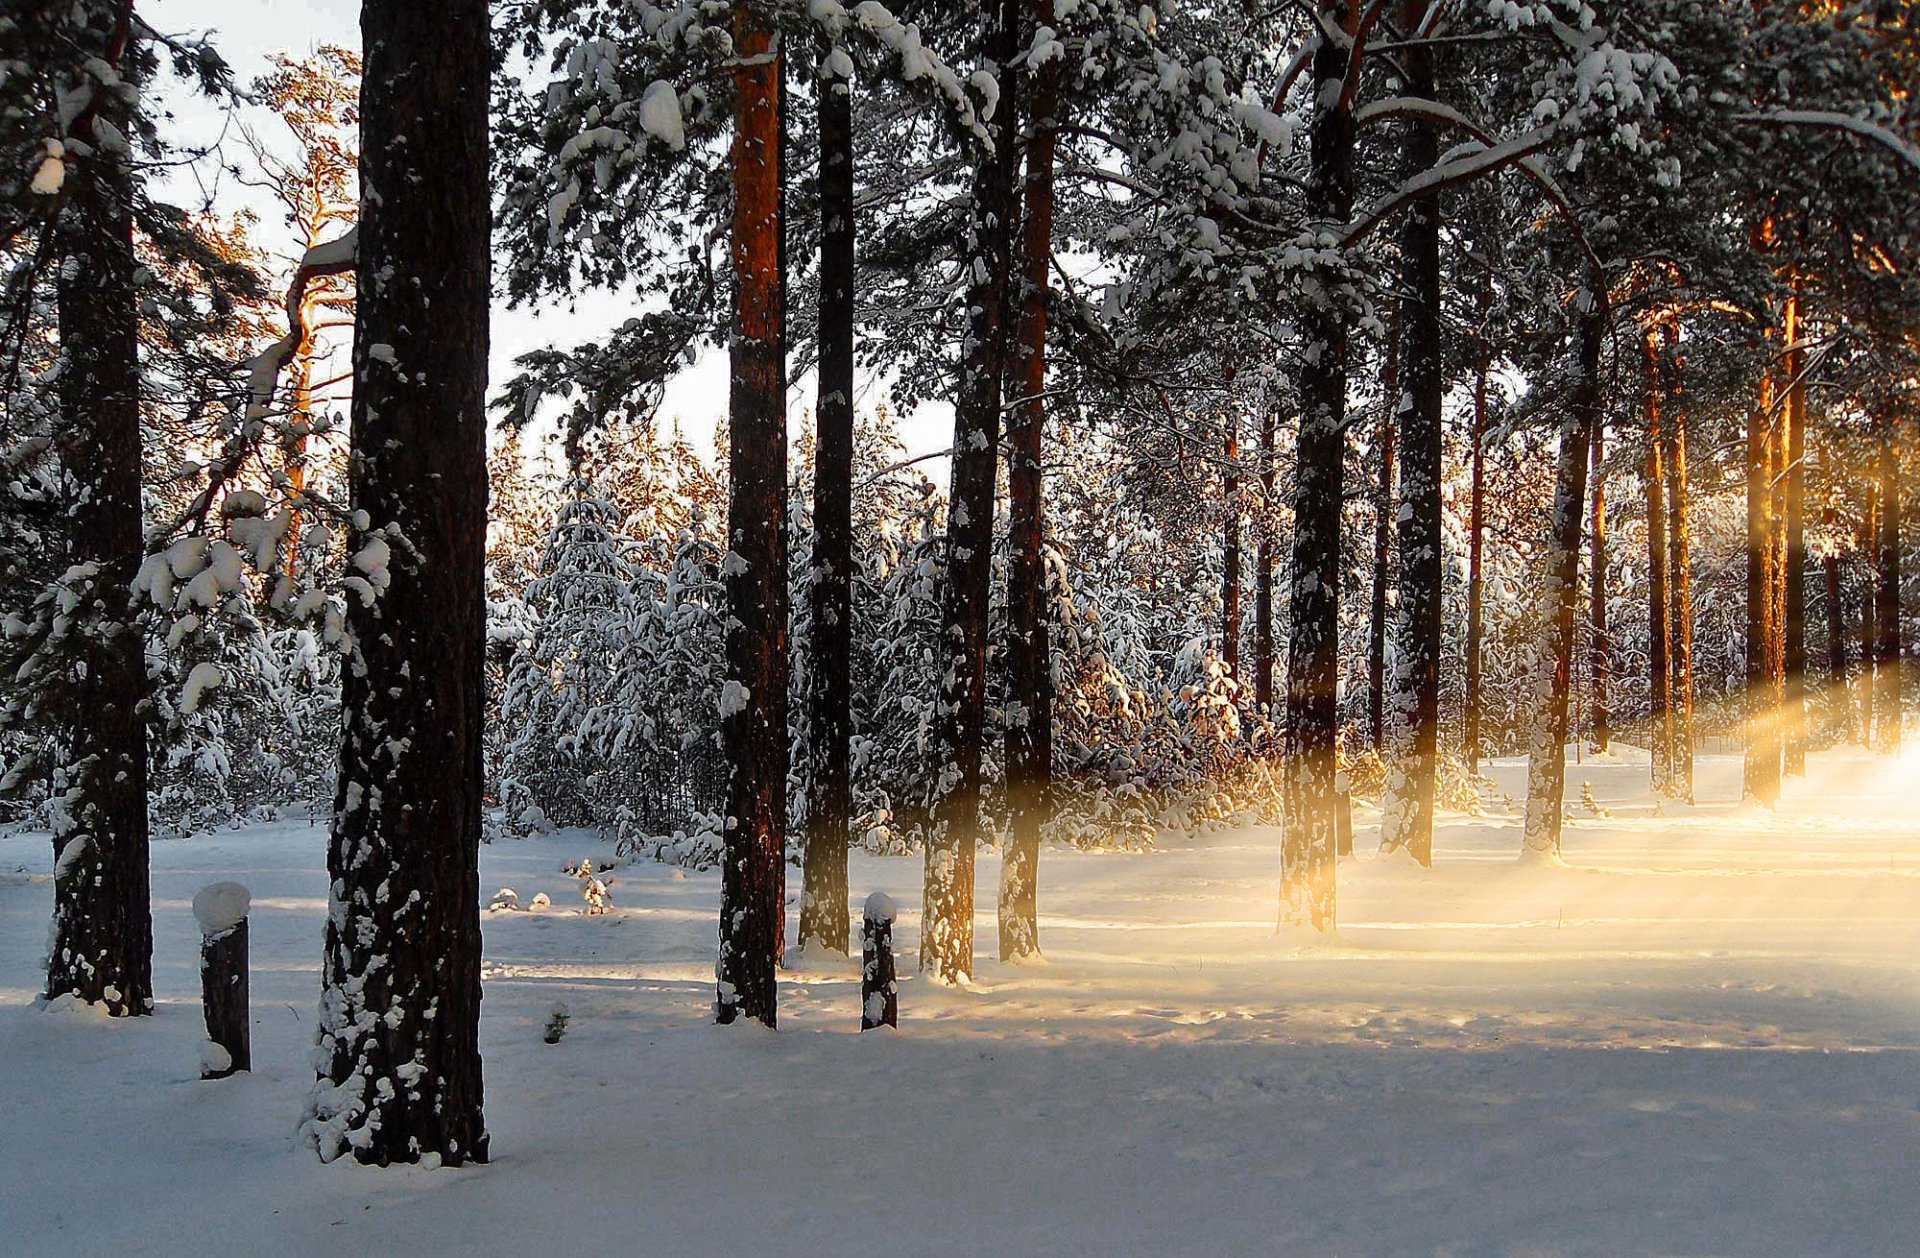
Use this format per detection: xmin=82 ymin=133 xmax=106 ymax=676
xmin=4 ymin=746 xmax=1919 ymax=1255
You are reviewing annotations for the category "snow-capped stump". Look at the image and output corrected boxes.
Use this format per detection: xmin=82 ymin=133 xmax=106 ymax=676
xmin=192 ymin=881 xmax=251 ymax=1078
xmin=861 ymin=891 xmax=898 ymax=1031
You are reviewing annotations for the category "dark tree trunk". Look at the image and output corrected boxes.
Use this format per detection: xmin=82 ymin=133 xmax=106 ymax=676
xmin=1823 ymin=507 xmax=1850 ymax=743
xmin=1379 ymin=33 xmax=1442 ymax=868
xmin=1222 ymin=416 xmax=1242 ymax=680
xmin=199 ymin=911 xmax=250 ymax=1079
xmin=799 ymin=32 xmax=856 ymax=958
xmin=1589 ymin=417 xmax=1610 ymax=754
xmin=924 ymin=0 xmax=1021 ymax=982
xmin=1280 ymin=3 xmax=1354 ymax=930
xmin=1464 ymin=348 xmax=1488 ymax=774
xmin=1860 ymin=491 xmax=1878 ymax=747
xmin=1874 ymin=415 xmax=1902 ymax=754
xmin=1642 ymin=331 xmax=1672 ymax=794
xmin=716 ymin=0 xmax=788 ymax=1024
xmin=999 ymin=0 xmax=1057 ymax=962
xmin=1782 ymin=296 xmax=1808 ymax=775
xmin=1366 ymin=309 xmax=1401 ymax=751
xmin=1744 ymin=371 xmax=1781 ymax=805
xmin=1523 ymin=297 xmax=1606 ymax=858
xmin=309 ymin=0 xmax=490 ymax=1164
xmin=1661 ymin=327 xmax=1695 ymax=801
xmin=1253 ymin=406 xmax=1277 ymax=715
xmin=45 ymin=1 xmax=151 ymax=1017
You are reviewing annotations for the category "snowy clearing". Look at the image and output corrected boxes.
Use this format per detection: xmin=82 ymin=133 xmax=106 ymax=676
xmin=4 ymin=746 xmax=1919 ymax=1255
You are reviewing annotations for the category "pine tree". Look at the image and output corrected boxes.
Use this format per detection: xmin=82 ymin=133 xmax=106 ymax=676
xmin=306 ymin=0 xmax=490 ymax=1166
xmin=716 ymin=0 xmax=788 ymax=1027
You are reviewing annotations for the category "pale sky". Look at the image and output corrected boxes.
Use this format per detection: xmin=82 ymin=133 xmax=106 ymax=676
xmin=146 ymin=0 xmax=952 ymax=479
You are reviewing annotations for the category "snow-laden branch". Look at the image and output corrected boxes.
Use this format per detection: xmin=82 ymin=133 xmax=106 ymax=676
xmin=1736 ymin=109 xmax=1920 ymax=179
xmin=242 ymin=225 xmax=357 ymax=423
xmin=1338 ymin=122 xmax=1557 ymax=246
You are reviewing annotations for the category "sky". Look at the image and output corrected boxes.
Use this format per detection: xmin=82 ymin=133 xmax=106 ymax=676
xmin=145 ymin=0 xmax=953 ymax=479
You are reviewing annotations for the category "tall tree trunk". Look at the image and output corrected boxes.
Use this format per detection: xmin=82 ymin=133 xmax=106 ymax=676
xmin=1523 ymin=296 xmax=1606 ymax=858
xmin=999 ymin=0 xmax=1057 ymax=963
xmin=1378 ymin=29 xmax=1442 ymax=869
xmin=1280 ymin=2 xmax=1355 ymax=930
xmin=1253 ymin=406 xmax=1277 ymax=715
xmin=1366 ymin=309 xmax=1401 ymax=751
xmin=308 ymin=0 xmax=490 ymax=1163
xmin=1464 ymin=347 xmax=1488 ymax=774
xmin=923 ymin=0 xmax=1020 ymax=982
xmin=1782 ymin=295 xmax=1808 ymax=775
xmin=1744 ymin=370 xmax=1781 ymax=805
xmin=1823 ymin=507 xmax=1850 ymax=744
xmin=1589 ymin=414 xmax=1610 ymax=755
xmin=45 ymin=0 xmax=151 ymax=1016
xmin=1222 ymin=415 xmax=1242 ymax=680
xmin=1641 ymin=330 xmax=1672 ymax=794
xmin=716 ymin=0 xmax=788 ymax=1024
xmin=1875 ymin=415 xmax=1902 ymax=754
xmin=1661 ymin=326 xmax=1695 ymax=801
xmin=1859 ymin=488 xmax=1878 ymax=747
xmin=798 ymin=34 xmax=856 ymax=957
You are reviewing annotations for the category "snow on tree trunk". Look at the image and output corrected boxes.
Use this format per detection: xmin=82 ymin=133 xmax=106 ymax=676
xmin=1000 ymin=0 xmax=1057 ymax=964
xmin=1661 ymin=328 xmax=1696 ymax=803
xmin=799 ymin=30 xmax=856 ymax=959
xmin=1874 ymin=415 xmax=1902 ymax=756
xmin=45 ymin=3 xmax=152 ymax=1016
xmin=1280 ymin=7 xmax=1354 ymax=931
xmin=924 ymin=0 xmax=1020 ymax=984
xmin=1522 ymin=297 xmax=1605 ymax=860
xmin=1379 ymin=39 xmax=1443 ymax=869
xmin=306 ymin=0 xmax=491 ymax=1165
xmin=1744 ymin=365 xmax=1781 ymax=806
xmin=717 ymin=0 xmax=788 ymax=1025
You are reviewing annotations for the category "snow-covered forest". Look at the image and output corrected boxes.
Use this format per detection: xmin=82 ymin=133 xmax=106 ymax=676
xmin=2 ymin=0 xmax=1917 ymax=1250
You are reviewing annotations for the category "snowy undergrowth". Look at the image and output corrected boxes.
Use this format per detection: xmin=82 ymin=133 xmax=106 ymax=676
xmin=3 ymin=748 xmax=1919 ymax=1254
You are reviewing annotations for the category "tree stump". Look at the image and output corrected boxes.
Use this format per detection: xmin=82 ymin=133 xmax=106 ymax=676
xmin=193 ymin=882 xmax=250 ymax=1079
xmin=861 ymin=891 xmax=898 ymax=1030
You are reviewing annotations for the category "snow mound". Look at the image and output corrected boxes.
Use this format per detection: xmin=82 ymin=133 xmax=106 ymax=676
xmin=192 ymin=881 xmax=251 ymax=936
xmin=863 ymin=890 xmax=898 ymax=925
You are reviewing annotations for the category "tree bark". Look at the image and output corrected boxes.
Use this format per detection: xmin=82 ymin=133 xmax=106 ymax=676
xmin=1378 ymin=29 xmax=1442 ymax=869
xmin=1782 ymin=294 xmax=1808 ymax=775
xmin=1661 ymin=326 xmax=1695 ymax=802
xmin=1522 ymin=297 xmax=1606 ymax=858
xmin=1860 ymin=488 xmax=1878 ymax=747
xmin=799 ymin=31 xmax=856 ymax=958
xmin=44 ymin=1 xmax=152 ymax=1017
xmin=1366 ymin=309 xmax=1401 ymax=751
xmin=1280 ymin=3 xmax=1355 ymax=930
xmin=1744 ymin=368 xmax=1781 ymax=805
xmin=308 ymin=0 xmax=490 ymax=1164
xmin=1464 ymin=347 xmax=1488 ymax=774
xmin=923 ymin=0 xmax=1021 ymax=982
xmin=999 ymin=0 xmax=1057 ymax=962
xmin=1874 ymin=414 xmax=1902 ymax=755
xmin=716 ymin=0 xmax=789 ymax=1025
xmin=1641 ymin=330 xmax=1672 ymax=794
